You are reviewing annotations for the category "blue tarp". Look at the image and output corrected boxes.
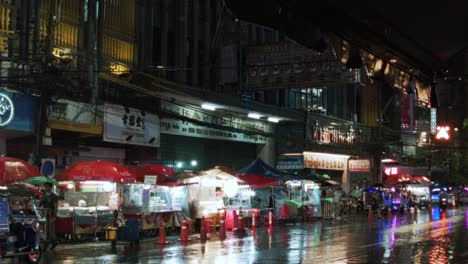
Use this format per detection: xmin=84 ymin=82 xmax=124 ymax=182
xmin=238 ymin=159 xmax=316 ymax=181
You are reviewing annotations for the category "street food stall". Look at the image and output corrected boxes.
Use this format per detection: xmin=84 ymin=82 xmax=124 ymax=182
xmin=285 ymin=180 xmax=322 ymax=220
xmin=55 ymin=161 xmax=136 ymax=239
xmin=121 ymin=165 xmax=189 ymax=232
xmin=172 ymin=167 xmax=253 ymax=230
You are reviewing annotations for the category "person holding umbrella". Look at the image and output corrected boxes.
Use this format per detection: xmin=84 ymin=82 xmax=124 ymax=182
xmin=39 ymin=182 xmax=59 ymax=250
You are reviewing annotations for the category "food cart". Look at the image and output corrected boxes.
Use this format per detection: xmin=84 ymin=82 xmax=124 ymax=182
xmin=55 ymin=161 xmax=136 ymax=239
xmin=174 ymin=167 xmax=254 ymax=229
xmin=285 ymin=180 xmax=322 ymax=220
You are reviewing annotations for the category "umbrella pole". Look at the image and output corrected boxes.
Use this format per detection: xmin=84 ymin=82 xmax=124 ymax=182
xmin=94 ymin=183 xmax=98 ymax=241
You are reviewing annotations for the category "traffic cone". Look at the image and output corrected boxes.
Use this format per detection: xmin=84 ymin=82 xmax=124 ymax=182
xmin=178 ymin=220 xmax=190 ymax=242
xmin=237 ymin=209 xmax=245 ymax=236
xmin=251 ymin=212 xmax=256 ymax=235
xmin=157 ymin=221 xmax=169 ymax=245
xmin=367 ymin=207 xmax=373 ymax=221
xmin=200 ymin=217 xmax=207 ymax=241
xmin=268 ymin=210 xmax=273 ymax=234
xmin=387 ymin=207 xmax=392 ymax=218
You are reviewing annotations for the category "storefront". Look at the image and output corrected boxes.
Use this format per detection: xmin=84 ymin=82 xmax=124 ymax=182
xmin=348 ymin=159 xmax=372 ymax=188
xmin=47 ymin=100 xmax=160 ymax=173
xmin=159 ymin=101 xmax=273 ymax=170
xmin=0 ymin=90 xmax=37 ymax=157
xmin=303 ymin=151 xmax=351 ymax=192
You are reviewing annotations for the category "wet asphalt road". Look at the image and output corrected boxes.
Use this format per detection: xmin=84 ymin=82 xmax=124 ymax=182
xmin=32 ymin=206 xmax=468 ymax=263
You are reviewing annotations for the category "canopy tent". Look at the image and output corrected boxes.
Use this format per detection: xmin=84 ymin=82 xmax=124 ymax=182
xmin=126 ymin=165 xmax=170 ymax=184
xmin=238 ymin=159 xmax=296 ymax=180
xmin=237 ymin=159 xmax=320 ymax=189
xmin=142 ymin=165 xmax=175 ymax=181
xmin=56 ymin=160 xmax=136 ymax=183
xmin=0 ymin=157 xmax=41 ymax=186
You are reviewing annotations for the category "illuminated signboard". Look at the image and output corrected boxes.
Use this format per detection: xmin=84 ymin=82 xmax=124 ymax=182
xmin=0 ymin=93 xmax=14 ymax=127
xmin=303 ymin=152 xmax=350 ymax=171
xmin=384 ymin=167 xmax=399 ymax=176
xmin=348 ymin=159 xmax=371 ymax=172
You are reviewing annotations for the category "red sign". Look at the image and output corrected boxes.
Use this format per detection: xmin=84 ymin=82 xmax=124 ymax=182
xmin=384 ymin=167 xmax=399 ymax=176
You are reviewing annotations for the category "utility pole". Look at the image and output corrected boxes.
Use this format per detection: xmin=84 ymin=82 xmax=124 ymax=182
xmin=35 ymin=0 xmax=58 ymax=166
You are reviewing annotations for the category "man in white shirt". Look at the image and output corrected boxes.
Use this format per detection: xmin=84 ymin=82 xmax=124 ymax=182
xmin=333 ymin=188 xmax=343 ymax=218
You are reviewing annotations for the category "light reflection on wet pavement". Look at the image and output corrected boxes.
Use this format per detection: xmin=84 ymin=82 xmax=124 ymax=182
xmin=33 ymin=207 xmax=468 ymax=263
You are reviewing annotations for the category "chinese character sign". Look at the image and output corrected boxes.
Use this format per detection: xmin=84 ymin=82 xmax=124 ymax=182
xmin=103 ymin=104 xmax=160 ymax=147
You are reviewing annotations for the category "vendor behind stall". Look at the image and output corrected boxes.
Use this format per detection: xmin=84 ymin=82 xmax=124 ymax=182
xmin=40 ymin=182 xmax=59 ymax=250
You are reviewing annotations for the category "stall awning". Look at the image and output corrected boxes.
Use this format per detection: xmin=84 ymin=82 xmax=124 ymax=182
xmin=236 ymin=173 xmax=278 ymax=189
xmin=126 ymin=165 xmax=169 ymax=183
xmin=384 ymin=174 xmax=417 ymax=186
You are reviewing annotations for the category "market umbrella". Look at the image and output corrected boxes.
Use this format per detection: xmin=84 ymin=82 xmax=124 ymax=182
xmin=126 ymin=165 xmax=169 ymax=183
xmin=0 ymin=156 xmax=41 ymax=185
xmin=26 ymin=176 xmax=58 ymax=187
xmin=56 ymin=160 xmax=136 ymax=183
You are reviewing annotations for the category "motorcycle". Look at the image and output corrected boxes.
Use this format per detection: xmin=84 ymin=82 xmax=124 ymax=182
xmin=0 ymin=184 xmax=44 ymax=263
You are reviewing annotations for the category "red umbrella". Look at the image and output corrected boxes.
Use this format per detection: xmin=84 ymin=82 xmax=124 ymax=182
xmin=236 ymin=173 xmax=278 ymax=189
xmin=56 ymin=160 xmax=136 ymax=183
xmin=0 ymin=156 xmax=41 ymax=185
xmin=126 ymin=165 xmax=168 ymax=183
xmin=142 ymin=165 xmax=175 ymax=178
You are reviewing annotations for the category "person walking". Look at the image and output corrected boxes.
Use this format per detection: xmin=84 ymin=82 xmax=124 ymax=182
xmin=333 ymin=188 xmax=343 ymax=219
xmin=39 ymin=182 xmax=59 ymax=250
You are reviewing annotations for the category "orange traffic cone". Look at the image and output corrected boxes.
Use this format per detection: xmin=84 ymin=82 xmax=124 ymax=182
xmin=251 ymin=213 xmax=256 ymax=235
xmin=178 ymin=220 xmax=190 ymax=243
xmin=367 ymin=207 xmax=373 ymax=221
xmin=157 ymin=221 xmax=169 ymax=245
xmin=387 ymin=207 xmax=392 ymax=218
xmin=267 ymin=210 xmax=273 ymax=234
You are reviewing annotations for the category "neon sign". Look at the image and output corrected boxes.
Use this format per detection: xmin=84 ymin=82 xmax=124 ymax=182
xmin=0 ymin=93 xmax=14 ymax=127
